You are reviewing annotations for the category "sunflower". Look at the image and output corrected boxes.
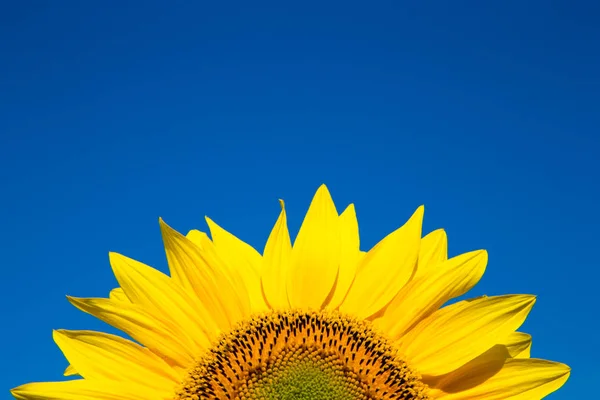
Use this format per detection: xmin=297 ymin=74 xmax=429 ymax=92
xmin=12 ymin=185 xmax=569 ymax=400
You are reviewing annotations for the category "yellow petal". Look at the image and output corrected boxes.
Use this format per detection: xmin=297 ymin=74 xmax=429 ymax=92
xmin=261 ymin=200 xmax=292 ymax=309
xmin=205 ymin=217 xmax=263 ymax=275
xmin=423 ymin=343 xmax=511 ymax=388
xmin=160 ymin=219 xmax=248 ymax=330
xmin=11 ymin=380 xmax=165 ymax=400
xmin=415 ymin=229 xmax=448 ymax=278
xmin=190 ymin=223 xmax=251 ymax=315
xmin=340 ymin=206 xmax=423 ymax=319
xmin=63 ymin=365 xmax=77 ymax=376
xmin=67 ymin=296 xmax=194 ymax=368
xmin=53 ymin=330 xmax=180 ymax=389
xmin=108 ymin=288 xmax=129 ymax=303
xmin=182 ymin=227 xmax=252 ymax=322
xmin=185 ymin=229 xmax=208 ymax=249
xmin=376 ymin=250 xmax=487 ymax=338
xmin=206 ymin=217 xmax=267 ymax=312
xmin=400 ymin=294 xmax=536 ymax=376
xmin=501 ymin=332 xmax=532 ymax=359
xmin=328 ymin=204 xmax=361 ymax=309
xmin=288 ymin=185 xmax=340 ymax=309
xmin=109 ymin=252 xmax=216 ymax=349
xmin=424 ymin=332 xmax=531 ymax=392
xmin=428 ymin=356 xmax=570 ymax=400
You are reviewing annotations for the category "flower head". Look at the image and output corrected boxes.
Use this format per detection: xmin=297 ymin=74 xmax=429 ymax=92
xmin=12 ymin=185 xmax=569 ymax=399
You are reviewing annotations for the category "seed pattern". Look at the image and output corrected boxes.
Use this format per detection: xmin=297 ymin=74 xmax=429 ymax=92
xmin=176 ymin=310 xmax=429 ymax=400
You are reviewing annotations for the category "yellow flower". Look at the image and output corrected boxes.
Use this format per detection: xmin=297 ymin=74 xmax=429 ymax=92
xmin=11 ymin=185 xmax=570 ymax=399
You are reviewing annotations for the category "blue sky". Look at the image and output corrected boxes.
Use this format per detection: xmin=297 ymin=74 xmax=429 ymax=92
xmin=2 ymin=1 xmax=598 ymax=398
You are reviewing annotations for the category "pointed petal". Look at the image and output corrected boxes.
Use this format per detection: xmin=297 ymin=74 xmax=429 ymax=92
xmin=67 ymin=296 xmax=194 ymax=368
xmin=11 ymin=380 xmax=165 ymax=400
xmin=63 ymin=365 xmax=77 ymax=376
xmin=400 ymin=295 xmax=536 ymax=376
xmin=423 ymin=344 xmax=511 ymax=389
xmin=261 ymin=200 xmax=292 ymax=309
xmin=428 ymin=357 xmax=570 ymax=400
xmin=376 ymin=250 xmax=487 ymax=338
xmin=328 ymin=204 xmax=361 ymax=309
xmin=205 ymin=217 xmax=262 ymax=275
xmin=109 ymin=253 xmax=218 ymax=346
xmin=109 ymin=252 xmax=216 ymax=349
xmin=160 ymin=219 xmax=248 ymax=330
xmin=206 ymin=217 xmax=267 ymax=312
xmin=501 ymin=332 xmax=532 ymax=359
xmin=182 ymin=227 xmax=252 ymax=320
xmin=185 ymin=229 xmax=209 ymax=249
xmin=108 ymin=288 xmax=129 ymax=303
xmin=340 ymin=206 xmax=423 ymax=318
xmin=53 ymin=330 xmax=180 ymax=389
xmin=424 ymin=332 xmax=531 ymax=392
xmin=415 ymin=229 xmax=448 ymax=278
xmin=288 ymin=185 xmax=340 ymax=309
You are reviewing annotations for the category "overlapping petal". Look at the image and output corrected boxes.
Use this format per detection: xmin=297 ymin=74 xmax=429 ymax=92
xmin=109 ymin=252 xmax=217 ymax=348
xmin=205 ymin=217 xmax=268 ymax=312
xmin=340 ymin=206 xmax=423 ymax=318
xmin=160 ymin=219 xmax=249 ymax=330
xmin=376 ymin=250 xmax=487 ymax=338
xmin=67 ymin=296 xmax=195 ymax=368
xmin=53 ymin=330 xmax=180 ymax=388
xmin=501 ymin=332 xmax=532 ymax=359
xmin=328 ymin=204 xmax=361 ymax=309
xmin=427 ymin=348 xmax=570 ymax=399
xmin=400 ymin=295 xmax=536 ymax=375
xmin=415 ymin=229 xmax=448 ymax=278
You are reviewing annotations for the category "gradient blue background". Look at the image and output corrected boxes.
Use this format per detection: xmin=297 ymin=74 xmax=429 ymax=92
xmin=2 ymin=1 xmax=598 ymax=398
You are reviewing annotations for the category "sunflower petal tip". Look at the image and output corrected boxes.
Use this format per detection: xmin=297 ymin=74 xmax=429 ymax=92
xmin=562 ymin=363 xmax=572 ymax=372
xmin=52 ymin=329 xmax=64 ymax=341
xmin=158 ymin=218 xmax=177 ymax=235
xmin=315 ymin=184 xmax=333 ymax=199
xmin=278 ymin=199 xmax=285 ymax=209
xmin=516 ymin=294 xmax=537 ymax=309
xmin=65 ymin=295 xmax=83 ymax=306
xmin=414 ymin=204 xmax=425 ymax=216
xmin=409 ymin=205 xmax=425 ymax=224
xmin=531 ymin=294 xmax=538 ymax=303
xmin=10 ymin=387 xmax=22 ymax=399
xmin=547 ymin=361 xmax=572 ymax=378
xmin=158 ymin=217 xmax=173 ymax=231
xmin=467 ymin=249 xmax=488 ymax=263
xmin=344 ymin=203 xmax=356 ymax=212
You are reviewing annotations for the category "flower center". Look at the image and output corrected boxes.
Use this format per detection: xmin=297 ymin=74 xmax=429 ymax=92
xmin=175 ymin=310 xmax=429 ymax=400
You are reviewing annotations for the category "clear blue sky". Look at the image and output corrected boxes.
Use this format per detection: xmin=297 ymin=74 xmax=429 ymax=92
xmin=2 ymin=1 xmax=598 ymax=398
